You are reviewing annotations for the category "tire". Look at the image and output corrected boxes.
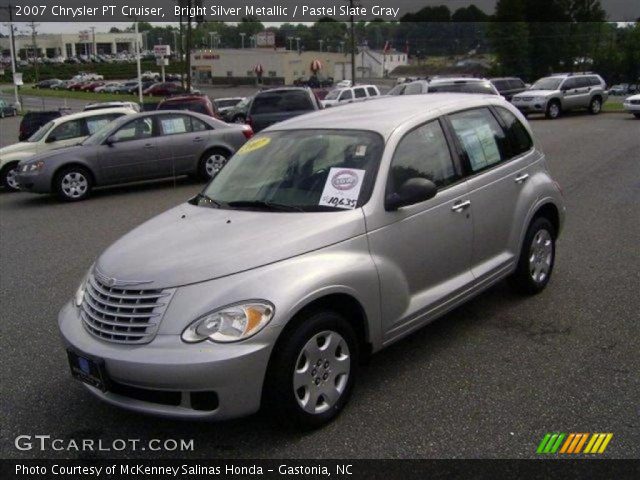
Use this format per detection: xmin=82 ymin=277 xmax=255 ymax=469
xmin=545 ymin=100 xmax=561 ymax=119
xmin=1 ymin=162 xmax=20 ymax=191
xmin=0 ymin=110 xmax=4 ymax=119
xmin=198 ymin=148 xmax=230 ymax=181
xmin=588 ymin=96 xmax=602 ymax=115
xmin=634 ymin=113 xmax=640 ymax=119
xmin=509 ymin=217 xmax=556 ymax=294
xmin=54 ymin=166 xmax=93 ymax=201
xmin=263 ymin=310 xmax=359 ymax=429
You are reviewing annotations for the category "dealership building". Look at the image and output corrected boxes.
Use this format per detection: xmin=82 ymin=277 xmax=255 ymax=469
xmin=190 ymin=46 xmax=408 ymax=84
xmin=0 ymin=31 xmax=143 ymax=59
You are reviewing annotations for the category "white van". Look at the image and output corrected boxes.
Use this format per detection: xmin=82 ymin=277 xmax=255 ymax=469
xmin=321 ymin=84 xmax=381 ymax=108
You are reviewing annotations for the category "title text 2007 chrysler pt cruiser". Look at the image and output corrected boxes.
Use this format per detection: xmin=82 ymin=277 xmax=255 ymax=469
xmin=59 ymin=94 xmax=565 ymax=428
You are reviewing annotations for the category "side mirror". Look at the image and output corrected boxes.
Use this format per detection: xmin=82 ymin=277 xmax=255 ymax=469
xmin=105 ymin=135 xmax=116 ymax=146
xmin=385 ymin=177 xmax=437 ymax=211
xmin=45 ymin=135 xmax=57 ymax=143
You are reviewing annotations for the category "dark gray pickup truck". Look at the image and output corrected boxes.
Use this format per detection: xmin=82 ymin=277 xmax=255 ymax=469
xmin=246 ymin=87 xmax=322 ymax=132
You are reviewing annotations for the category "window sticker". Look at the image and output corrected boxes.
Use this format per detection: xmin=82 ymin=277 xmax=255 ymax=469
xmin=237 ymin=137 xmax=271 ymax=154
xmin=319 ymin=167 xmax=366 ymax=210
xmin=354 ymin=145 xmax=367 ymax=157
xmin=161 ymin=118 xmax=188 ymax=135
xmin=459 ymin=124 xmax=500 ymax=171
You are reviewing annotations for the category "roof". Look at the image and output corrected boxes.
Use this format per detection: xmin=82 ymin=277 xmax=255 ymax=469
xmin=429 ymin=77 xmax=489 ymax=84
xmin=267 ymin=94 xmax=502 ymax=138
xmin=51 ymin=107 xmax=135 ymax=124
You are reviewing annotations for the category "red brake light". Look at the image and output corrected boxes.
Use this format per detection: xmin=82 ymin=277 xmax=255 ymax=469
xmin=242 ymin=125 xmax=254 ymax=139
xmin=245 ymin=116 xmax=253 ymax=128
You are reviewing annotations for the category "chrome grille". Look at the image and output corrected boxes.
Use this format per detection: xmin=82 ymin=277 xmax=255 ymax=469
xmin=81 ymin=273 xmax=173 ymax=344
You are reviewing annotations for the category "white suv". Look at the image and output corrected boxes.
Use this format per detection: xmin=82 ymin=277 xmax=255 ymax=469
xmin=512 ymin=73 xmax=608 ymax=119
xmin=321 ymin=84 xmax=381 ymax=107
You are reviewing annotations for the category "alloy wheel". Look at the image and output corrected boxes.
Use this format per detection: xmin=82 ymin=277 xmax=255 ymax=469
xmin=205 ymin=153 xmax=228 ymax=178
xmin=5 ymin=167 xmax=19 ymax=190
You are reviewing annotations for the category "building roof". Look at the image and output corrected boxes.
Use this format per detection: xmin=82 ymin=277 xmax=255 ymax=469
xmin=266 ymin=93 xmax=502 ymax=138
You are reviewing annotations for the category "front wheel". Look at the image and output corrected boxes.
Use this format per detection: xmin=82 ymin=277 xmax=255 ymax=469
xmin=545 ymin=100 xmax=561 ymax=119
xmin=263 ymin=310 xmax=358 ymax=429
xmin=634 ymin=113 xmax=640 ymax=119
xmin=198 ymin=149 xmax=230 ymax=181
xmin=509 ymin=217 xmax=556 ymax=294
xmin=589 ymin=96 xmax=602 ymax=114
xmin=54 ymin=166 xmax=92 ymax=201
xmin=1 ymin=163 xmax=20 ymax=191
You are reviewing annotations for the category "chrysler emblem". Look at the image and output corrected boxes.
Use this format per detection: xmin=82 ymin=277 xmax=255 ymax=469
xmin=94 ymin=268 xmax=152 ymax=288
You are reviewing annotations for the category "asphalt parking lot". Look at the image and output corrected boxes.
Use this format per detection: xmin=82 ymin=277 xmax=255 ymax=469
xmin=0 ymin=112 xmax=638 ymax=459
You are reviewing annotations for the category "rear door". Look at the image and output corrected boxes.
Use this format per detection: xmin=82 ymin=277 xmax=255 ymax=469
xmin=560 ymin=77 xmax=580 ymax=109
xmin=353 ymin=87 xmax=367 ymax=103
xmin=445 ymin=106 xmax=536 ymax=283
xmin=96 ymin=116 xmax=158 ymax=183
xmin=155 ymin=113 xmax=211 ymax=176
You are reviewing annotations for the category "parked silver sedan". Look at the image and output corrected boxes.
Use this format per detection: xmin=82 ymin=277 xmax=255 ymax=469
xmin=15 ymin=111 xmax=253 ymax=201
xmin=59 ymin=94 xmax=565 ymax=427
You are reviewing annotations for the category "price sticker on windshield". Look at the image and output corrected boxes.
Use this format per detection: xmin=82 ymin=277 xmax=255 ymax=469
xmin=319 ymin=168 xmax=366 ymax=210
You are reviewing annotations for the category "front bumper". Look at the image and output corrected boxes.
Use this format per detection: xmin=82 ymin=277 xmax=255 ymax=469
xmin=58 ymin=301 xmax=276 ymax=420
xmin=14 ymin=170 xmax=51 ymax=193
xmin=623 ymin=101 xmax=640 ymax=113
xmin=511 ymin=98 xmax=548 ymax=113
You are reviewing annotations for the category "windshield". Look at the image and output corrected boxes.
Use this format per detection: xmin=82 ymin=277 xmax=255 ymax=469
xmin=531 ymin=77 xmax=563 ymax=90
xmin=81 ymin=118 xmax=125 ymax=145
xmin=158 ymin=101 xmax=207 ymax=114
xmin=215 ymin=99 xmax=240 ymax=108
xmin=428 ymin=82 xmax=497 ymax=94
xmin=27 ymin=121 xmax=54 ymax=142
xmin=199 ymin=129 xmax=384 ymax=212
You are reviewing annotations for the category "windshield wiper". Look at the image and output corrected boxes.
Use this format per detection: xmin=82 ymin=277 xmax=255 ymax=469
xmin=191 ymin=192 xmax=223 ymax=208
xmin=226 ymin=200 xmax=304 ymax=212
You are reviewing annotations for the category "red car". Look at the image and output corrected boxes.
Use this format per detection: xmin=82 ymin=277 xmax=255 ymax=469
xmin=142 ymin=82 xmax=185 ymax=97
xmin=80 ymin=81 xmax=105 ymax=92
xmin=156 ymin=94 xmax=222 ymax=120
xmin=68 ymin=82 xmax=88 ymax=91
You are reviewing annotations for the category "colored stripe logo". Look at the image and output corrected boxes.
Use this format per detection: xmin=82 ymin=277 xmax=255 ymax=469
xmin=537 ymin=433 xmax=613 ymax=454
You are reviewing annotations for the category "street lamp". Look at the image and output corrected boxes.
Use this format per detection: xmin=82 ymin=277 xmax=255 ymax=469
xmin=319 ymin=39 xmax=324 ymax=52
xmin=240 ymin=32 xmax=246 ymax=49
xmin=295 ymin=37 xmax=300 ymax=52
xmin=287 ymin=36 xmax=293 ymax=51
xmin=209 ymin=32 xmax=215 ymax=48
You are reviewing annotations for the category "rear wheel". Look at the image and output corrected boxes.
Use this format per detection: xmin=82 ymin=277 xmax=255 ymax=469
xmin=634 ymin=113 xmax=640 ymax=119
xmin=54 ymin=166 xmax=92 ymax=201
xmin=545 ymin=100 xmax=561 ymax=119
xmin=198 ymin=149 xmax=230 ymax=181
xmin=588 ymin=96 xmax=602 ymax=114
xmin=263 ymin=310 xmax=358 ymax=429
xmin=1 ymin=162 xmax=20 ymax=191
xmin=509 ymin=217 xmax=556 ymax=294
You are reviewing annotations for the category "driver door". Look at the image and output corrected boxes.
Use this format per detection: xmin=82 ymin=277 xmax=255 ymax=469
xmin=366 ymin=119 xmax=474 ymax=342
xmin=97 ymin=116 xmax=158 ymax=183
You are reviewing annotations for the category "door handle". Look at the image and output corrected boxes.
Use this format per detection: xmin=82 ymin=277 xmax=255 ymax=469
xmin=143 ymin=143 xmax=155 ymax=149
xmin=515 ymin=173 xmax=529 ymax=184
xmin=193 ymin=137 xmax=203 ymax=142
xmin=451 ymin=200 xmax=471 ymax=212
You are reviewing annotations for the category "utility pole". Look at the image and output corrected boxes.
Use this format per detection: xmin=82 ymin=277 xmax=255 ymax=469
xmin=134 ymin=21 xmax=142 ymax=103
xmin=349 ymin=0 xmax=356 ymax=83
xmin=185 ymin=1 xmax=192 ymax=92
xmin=2 ymin=4 xmax=21 ymax=111
xmin=29 ymin=21 xmax=39 ymax=82
xmin=91 ymin=26 xmax=96 ymax=57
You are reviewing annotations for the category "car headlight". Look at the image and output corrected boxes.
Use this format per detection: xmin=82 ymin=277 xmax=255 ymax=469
xmin=181 ymin=301 xmax=275 ymax=344
xmin=21 ymin=161 xmax=44 ymax=172
xmin=74 ymin=268 xmax=92 ymax=307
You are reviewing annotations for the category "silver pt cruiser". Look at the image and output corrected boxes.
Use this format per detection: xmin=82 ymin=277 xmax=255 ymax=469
xmin=59 ymin=94 xmax=565 ymax=428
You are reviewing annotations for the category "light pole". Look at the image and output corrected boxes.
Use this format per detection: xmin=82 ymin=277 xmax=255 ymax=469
xmin=349 ymin=0 xmax=356 ymax=83
xmin=240 ymin=32 xmax=246 ymax=49
xmin=134 ymin=21 xmax=142 ymax=104
xmin=319 ymin=39 xmax=324 ymax=52
xmin=295 ymin=37 xmax=301 ymax=53
xmin=7 ymin=16 xmax=21 ymax=112
xmin=340 ymin=41 xmax=345 ymax=54
xmin=209 ymin=32 xmax=215 ymax=48
xmin=287 ymin=36 xmax=293 ymax=51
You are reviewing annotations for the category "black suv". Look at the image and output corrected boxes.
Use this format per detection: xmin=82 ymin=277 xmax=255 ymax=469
xmin=246 ymin=88 xmax=322 ymax=132
xmin=19 ymin=110 xmax=67 ymax=141
xmin=490 ymin=77 xmax=528 ymax=101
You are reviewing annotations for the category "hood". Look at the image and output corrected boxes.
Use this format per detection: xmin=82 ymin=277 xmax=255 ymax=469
xmin=95 ymin=203 xmax=366 ymax=289
xmin=625 ymin=94 xmax=640 ymax=101
xmin=25 ymin=144 xmax=88 ymax=164
xmin=0 ymin=142 xmax=36 ymax=160
xmin=514 ymin=89 xmax=554 ymax=98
